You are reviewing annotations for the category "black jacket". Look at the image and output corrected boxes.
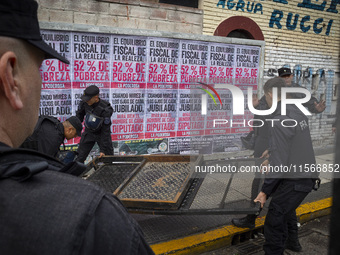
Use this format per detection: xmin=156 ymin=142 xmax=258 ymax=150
xmin=0 ymin=143 xmax=154 ymax=255
xmin=289 ymin=82 xmax=320 ymax=113
xmin=20 ymin=116 xmax=64 ymax=157
xmin=253 ymin=96 xmax=271 ymax=157
xmin=261 ymin=102 xmax=315 ymax=196
xmin=254 ymin=83 xmax=321 ymax=157
xmin=76 ymin=99 xmax=113 ymax=153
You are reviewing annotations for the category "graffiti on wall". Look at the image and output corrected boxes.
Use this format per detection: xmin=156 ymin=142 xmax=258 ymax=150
xmin=217 ymin=0 xmax=339 ymax=36
xmin=264 ymin=65 xmax=335 ymax=113
xmin=216 ymin=0 xmax=263 ymax=14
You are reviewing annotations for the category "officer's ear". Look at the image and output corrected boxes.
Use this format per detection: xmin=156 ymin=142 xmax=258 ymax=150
xmin=0 ymin=51 xmax=23 ymax=110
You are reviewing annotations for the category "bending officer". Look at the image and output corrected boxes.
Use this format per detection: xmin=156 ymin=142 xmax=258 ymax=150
xmin=21 ymin=115 xmax=82 ymax=158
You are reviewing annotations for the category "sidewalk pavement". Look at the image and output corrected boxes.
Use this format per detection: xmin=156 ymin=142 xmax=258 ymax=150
xmin=201 ymin=214 xmax=330 ymax=255
xmin=133 ymin=146 xmax=334 ymax=255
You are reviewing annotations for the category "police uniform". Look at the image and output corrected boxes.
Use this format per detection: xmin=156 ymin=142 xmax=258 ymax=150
xmin=234 ymin=74 xmax=321 ymax=249
xmin=76 ymin=86 xmax=114 ymax=163
xmin=21 ymin=116 xmax=65 ymax=157
xmin=21 ymin=116 xmax=82 ymax=160
xmin=261 ymin=102 xmax=316 ymax=255
xmin=253 ymin=96 xmax=271 ymax=157
xmin=0 ymin=143 xmax=154 ymax=255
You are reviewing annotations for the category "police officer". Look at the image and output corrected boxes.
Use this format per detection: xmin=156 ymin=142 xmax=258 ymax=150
xmin=21 ymin=115 xmax=82 ymax=158
xmin=76 ymin=85 xmax=114 ymax=163
xmin=233 ymin=68 xmax=325 ymax=251
xmin=0 ymin=1 xmax=154 ymax=254
xmin=254 ymin=77 xmax=316 ymax=255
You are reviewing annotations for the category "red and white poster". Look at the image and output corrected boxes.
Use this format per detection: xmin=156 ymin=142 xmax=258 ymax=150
xmin=111 ymin=35 xmax=147 ymax=141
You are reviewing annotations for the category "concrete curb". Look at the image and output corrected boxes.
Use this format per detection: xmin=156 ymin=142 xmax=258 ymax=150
xmin=150 ymin=197 xmax=332 ymax=255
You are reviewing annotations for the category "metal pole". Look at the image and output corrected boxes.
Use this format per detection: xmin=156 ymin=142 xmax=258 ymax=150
xmin=329 ymin=86 xmax=340 ymax=255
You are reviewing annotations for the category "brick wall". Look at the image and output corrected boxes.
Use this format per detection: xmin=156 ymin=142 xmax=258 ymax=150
xmin=203 ymin=0 xmax=339 ymax=72
xmin=203 ymin=0 xmax=340 ymax=147
xmin=36 ymin=0 xmax=203 ymax=34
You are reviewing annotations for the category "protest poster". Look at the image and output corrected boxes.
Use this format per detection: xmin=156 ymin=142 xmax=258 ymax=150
xmin=40 ymin=29 xmax=261 ymax=154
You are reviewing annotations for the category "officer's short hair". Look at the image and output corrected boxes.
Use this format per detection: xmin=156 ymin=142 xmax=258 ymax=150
xmin=65 ymin=116 xmax=82 ymax=136
xmin=263 ymin=77 xmax=286 ymax=98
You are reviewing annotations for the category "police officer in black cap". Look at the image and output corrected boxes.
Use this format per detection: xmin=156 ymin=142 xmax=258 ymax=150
xmin=21 ymin=115 xmax=82 ymax=159
xmin=254 ymin=77 xmax=317 ymax=254
xmin=233 ymin=67 xmax=326 ymax=240
xmin=76 ymin=85 xmax=114 ymax=163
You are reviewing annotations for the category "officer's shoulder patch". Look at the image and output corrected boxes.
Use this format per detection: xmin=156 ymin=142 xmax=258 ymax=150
xmin=104 ymin=117 xmax=111 ymax=125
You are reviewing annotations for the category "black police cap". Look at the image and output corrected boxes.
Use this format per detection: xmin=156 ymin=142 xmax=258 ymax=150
xmin=278 ymin=67 xmax=292 ymax=77
xmin=81 ymin=85 xmax=100 ymax=102
xmin=0 ymin=0 xmax=69 ymax=64
xmin=66 ymin=116 xmax=83 ymax=137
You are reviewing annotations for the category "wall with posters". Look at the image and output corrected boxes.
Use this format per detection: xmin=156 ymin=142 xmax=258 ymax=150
xmin=203 ymin=0 xmax=339 ymax=147
xmin=39 ymin=23 xmax=264 ymax=156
